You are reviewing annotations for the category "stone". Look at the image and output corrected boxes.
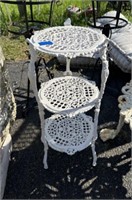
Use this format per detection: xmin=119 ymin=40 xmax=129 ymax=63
xmin=0 ymin=46 xmax=16 ymax=198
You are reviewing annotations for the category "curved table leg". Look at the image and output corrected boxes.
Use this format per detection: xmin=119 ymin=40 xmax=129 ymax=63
xmin=91 ymin=141 xmax=97 ymax=166
xmin=43 ymin=143 xmax=48 ymax=169
xmin=28 ymin=41 xmax=49 ymax=169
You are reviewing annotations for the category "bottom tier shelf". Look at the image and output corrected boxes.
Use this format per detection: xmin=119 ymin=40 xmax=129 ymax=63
xmin=44 ymin=113 xmax=94 ymax=155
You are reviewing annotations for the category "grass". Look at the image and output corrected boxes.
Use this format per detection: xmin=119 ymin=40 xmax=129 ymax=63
xmin=0 ymin=0 xmax=132 ymax=61
xmin=0 ymin=36 xmax=28 ymax=61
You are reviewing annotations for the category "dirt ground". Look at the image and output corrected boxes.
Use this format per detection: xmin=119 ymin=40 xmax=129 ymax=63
xmin=3 ymin=59 xmax=132 ymax=199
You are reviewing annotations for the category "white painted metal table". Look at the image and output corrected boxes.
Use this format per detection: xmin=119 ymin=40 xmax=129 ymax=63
xmin=27 ymin=26 xmax=109 ymax=169
xmin=27 ymin=26 xmax=108 ymax=75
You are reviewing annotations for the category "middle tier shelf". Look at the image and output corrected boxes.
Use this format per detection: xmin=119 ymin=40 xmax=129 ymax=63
xmin=38 ymin=76 xmax=99 ymax=115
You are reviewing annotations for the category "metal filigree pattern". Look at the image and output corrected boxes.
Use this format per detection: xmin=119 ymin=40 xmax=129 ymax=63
xmin=38 ymin=76 xmax=99 ymax=114
xmin=45 ymin=113 xmax=94 ymax=155
xmin=31 ymin=26 xmax=106 ymax=58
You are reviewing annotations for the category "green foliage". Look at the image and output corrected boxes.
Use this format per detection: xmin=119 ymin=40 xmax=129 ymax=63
xmin=0 ymin=0 xmax=132 ymax=35
xmin=0 ymin=36 xmax=27 ymax=61
xmin=0 ymin=0 xmax=90 ymax=35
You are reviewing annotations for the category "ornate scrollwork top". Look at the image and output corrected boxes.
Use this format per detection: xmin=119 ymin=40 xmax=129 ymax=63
xmin=31 ymin=26 xmax=107 ymax=58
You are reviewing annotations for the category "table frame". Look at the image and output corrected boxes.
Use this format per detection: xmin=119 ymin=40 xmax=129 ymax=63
xmin=27 ymin=26 xmax=109 ymax=169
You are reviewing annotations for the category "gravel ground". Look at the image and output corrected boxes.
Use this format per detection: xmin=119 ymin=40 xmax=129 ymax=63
xmin=3 ymin=59 xmax=132 ymax=199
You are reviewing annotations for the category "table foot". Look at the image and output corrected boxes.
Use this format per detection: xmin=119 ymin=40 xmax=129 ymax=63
xmin=63 ymin=70 xmax=72 ymax=76
xmin=43 ymin=157 xmax=48 ymax=169
xmin=92 ymin=160 xmax=97 ymax=167
xmin=44 ymin=163 xmax=48 ymax=169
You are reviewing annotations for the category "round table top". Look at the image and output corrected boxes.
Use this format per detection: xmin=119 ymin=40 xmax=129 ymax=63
xmin=38 ymin=76 xmax=99 ymax=115
xmin=30 ymin=26 xmax=107 ymax=58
